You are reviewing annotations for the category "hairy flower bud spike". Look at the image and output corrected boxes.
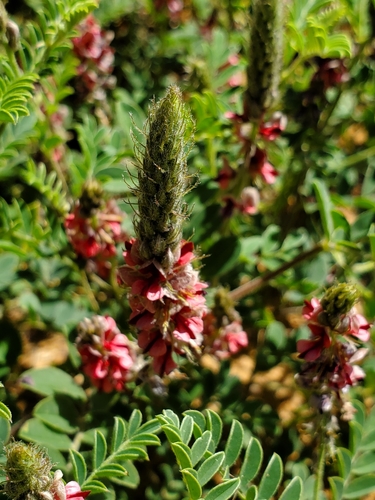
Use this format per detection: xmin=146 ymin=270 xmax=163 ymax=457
xmin=4 ymin=441 xmax=54 ymax=500
xmin=321 ymin=283 xmax=360 ymax=328
xmin=246 ymin=0 xmax=284 ymax=120
xmin=133 ymin=85 xmax=195 ymax=269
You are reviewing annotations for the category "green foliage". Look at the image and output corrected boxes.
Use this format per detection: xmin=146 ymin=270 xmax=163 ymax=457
xmin=70 ymin=411 xmax=161 ymax=494
xmin=329 ymin=402 xmax=375 ymax=499
xmin=0 ymin=75 xmax=38 ymax=124
xmin=157 ymin=409 xmax=302 ymax=500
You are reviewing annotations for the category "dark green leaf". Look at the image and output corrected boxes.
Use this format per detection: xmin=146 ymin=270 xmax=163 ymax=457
xmin=257 ymin=453 xmax=283 ymax=500
xmin=205 ymin=477 xmax=240 ymax=500
xmin=127 ymin=409 xmax=142 ymax=438
xmin=343 ymin=475 xmax=375 ymax=499
xmin=191 ymin=430 xmax=212 ymax=467
xmin=205 ymin=410 xmax=222 ymax=449
xmin=162 ymin=425 xmax=181 ymax=444
xmin=328 ymin=476 xmax=344 ymax=500
xmin=19 ymin=418 xmax=72 ymax=451
xmin=279 ymin=477 xmax=303 ymax=500
xmin=94 ymin=431 xmax=107 ymax=469
xmin=197 ymin=451 xmax=225 ymax=486
xmin=112 ymin=417 xmax=127 ymax=452
xmin=180 ymin=415 xmax=194 ymax=445
xmin=19 ymin=367 xmax=87 ymax=401
xmin=172 ymin=442 xmax=193 ymax=469
xmin=337 ymin=448 xmax=352 ymax=479
xmin=223 ymin=420 xmax=243 ymax=468
xmin=81 ymin=480 xmax=108 ymax=494
xmin=240 ymin=437 xmax=263 ymax=490
xmin=70 ymin=449 xmax=87 ymax=484
xmin=312 ymin=179 xmax=334 ymax=240
xmin=181 ymin=469 xmax=202 ymax=500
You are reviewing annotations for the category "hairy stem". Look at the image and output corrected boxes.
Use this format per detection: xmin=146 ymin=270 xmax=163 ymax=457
xmin=314 ymin=430 xmax=326 ymax=500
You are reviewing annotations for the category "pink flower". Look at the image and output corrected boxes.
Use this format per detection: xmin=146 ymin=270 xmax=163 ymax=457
xmin=65 ymin=199 xmax=127 ymax=278
xmin=72 ymin=15 xmax=115 ymax=96
xmin=302 ymin=298 xmax=323 ymax=322
xmin=249 ymin=148 xmax=278 ymax=184
xmin=118 ymin=240 xmax=207 ymax=375
xmin=215 ymin=158 xmax=236 ymax=189
xmin=66 ymin=482 xmax=90 ymax=500
xmin=239 ymin=187 xmax=259 ymax=215
xmin=259 ymin=113 xmax=287 ymax=141
xmin=347 ymin=312 xmax=371 ymax=342
xmin=297 ymin=324 xmax=331 ymax=362
xmin=77 ymin=316 xmax=136 ymax=392
xmin=312 ymin=58 xmax=350 ymax=90
xmin=203 ymin=315 xmax=248 ymax=360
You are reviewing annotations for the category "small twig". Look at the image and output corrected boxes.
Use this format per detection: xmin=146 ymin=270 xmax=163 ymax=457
xmin=228 ymin=243 xmax=323 ymax=302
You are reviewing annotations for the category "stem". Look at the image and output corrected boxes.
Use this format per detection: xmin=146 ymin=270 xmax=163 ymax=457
xmin=314 ymin=429 xmax=327 ymax=500
xmin=228 ymin=243 xmax=323 ymax=302
xmin=280 ymin=55 xmax=306 ymax=85
xmin=80 ymin=268 xmax=100 ymax=312
xmin=207 ymin=137 xmax=216 ymax=177
xmin=338 ymin=145 xmax=375 ymax=168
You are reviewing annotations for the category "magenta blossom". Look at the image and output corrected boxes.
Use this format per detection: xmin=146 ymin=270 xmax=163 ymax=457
xmin=249 ymin=148 xmax=278 ymax=184
xmin=77 ymin=316 xmax=136 ymax=392
xmin=118 ymin=239 xmax=207 ymax=375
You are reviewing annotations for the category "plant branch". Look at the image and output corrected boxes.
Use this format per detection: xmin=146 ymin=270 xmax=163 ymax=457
xmin=313 ymin=428 xmax=327 ymax=500
xmin=228 ymin=243 xmax=323 ymax=302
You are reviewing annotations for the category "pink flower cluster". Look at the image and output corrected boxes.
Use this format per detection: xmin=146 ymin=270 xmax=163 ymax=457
xmin=65 ymin=199 xmax=126 ymax=278
xmin=203 ymin=312 xmax=248 ymax=360
xmin=312 ymin=58 xmax=350 ymax=91
xmin=72 ymin=14 xmax=115 ymax=97
xmin=118 ymin=239 xmax=207 ymax=375
xmin=76 ymin=315 xmax=136 ymax=392
xmin=296 ymin=297 xmax=371 ymax=396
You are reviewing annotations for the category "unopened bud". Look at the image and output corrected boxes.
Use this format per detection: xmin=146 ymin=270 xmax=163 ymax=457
xmin=321 ymin=283 xmax=360 ymax=328
xmin=4 ymin=441 xmax=54 ymax=500
xmin=133 ymin=85 xmax=194 ymax=269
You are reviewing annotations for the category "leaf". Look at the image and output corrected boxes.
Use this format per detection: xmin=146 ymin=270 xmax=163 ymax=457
xmin=328 ymin=476 xmax=344 ymax=500
xmin=163 ymin=409 xmax=180 ymax=428
xmin=0 ymin=402 xmax=12 ymax=422
xmin=279 ymin=477 xmax=303 ymax=500
xmin=223 ymin=420 xmax=243 ymax=468
xmin=183 ymin=410 xmax=206 ymax=438
xmin=240 ymin=437 xmax=263 ymax=490
xmin=135 ymin=418 xmax=160 ymax=436
xmin=129 ymin=433 xmax=160 ymax=446
xmin=180 ymin=415 xmax=194 ymax=445
xmin=349 ymin=420 xmax=363 ymax=453
xmin=352 ymin=451 xmax=375 ymax=474
xmin=19 ymin=418 xmax=72 ymax=451
xmin=162 ymin=425 xmax=182 ymax=444
xmin=359 ymin=429 xmax=375 ymax=452
xmin=246 ymin=485 xmax=257 ymax=500
xmin=116 ymin=446 xmax=148 ymax=461
xmin=0 ymin=253 xmax=19 ymax=291
xmin=95 ymin=464 xmax=128 ymax=478
xmin=81 ymin=480 xmax=108 ymax=494
xmin=205 ymin=477 xmax=241 ymax=500
xmin=70 ymin=449 xmax=87 ymax=484
xmin=257 ymin=453 xmax=283 ymax=500
xmin=343 ymin=475 xmax=375 ymax=498
xmin=337 ymin=448 xmax=352 ymax=479
xmin=172 ymin=442 xmax=193 ymax=469
xmin=191 ymin=430 xmax=212 ymax=467
xmin=19 ymin=367 xmax=87 ymax=401
xmin=111 ymin=460 xmax=139 ymax=489
xmin=33 ymin=395 xmax=79 ymax=434
xmin=205 ymin=410 xmax=222 ymax=449
xmin=112 ymin=417 xmax=127 ymax=452
xmin=203 ymin=236 xmax=242 ymax=278
xmin=127 ymin=410 xmax=142 ymax=438
xmin=197 ymin=451 xmax=225 ymax=486
xmin=312 ymin=179 xmax=334 ymax=240
xmin=181 ymin=469 xmax=202 ymax=500
xmin=94 ymin=430 xmax=107 ymax=469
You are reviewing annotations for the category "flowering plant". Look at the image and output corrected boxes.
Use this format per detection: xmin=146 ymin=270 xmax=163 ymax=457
xmin=0 ymin=1 xmax=375 ymax=500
